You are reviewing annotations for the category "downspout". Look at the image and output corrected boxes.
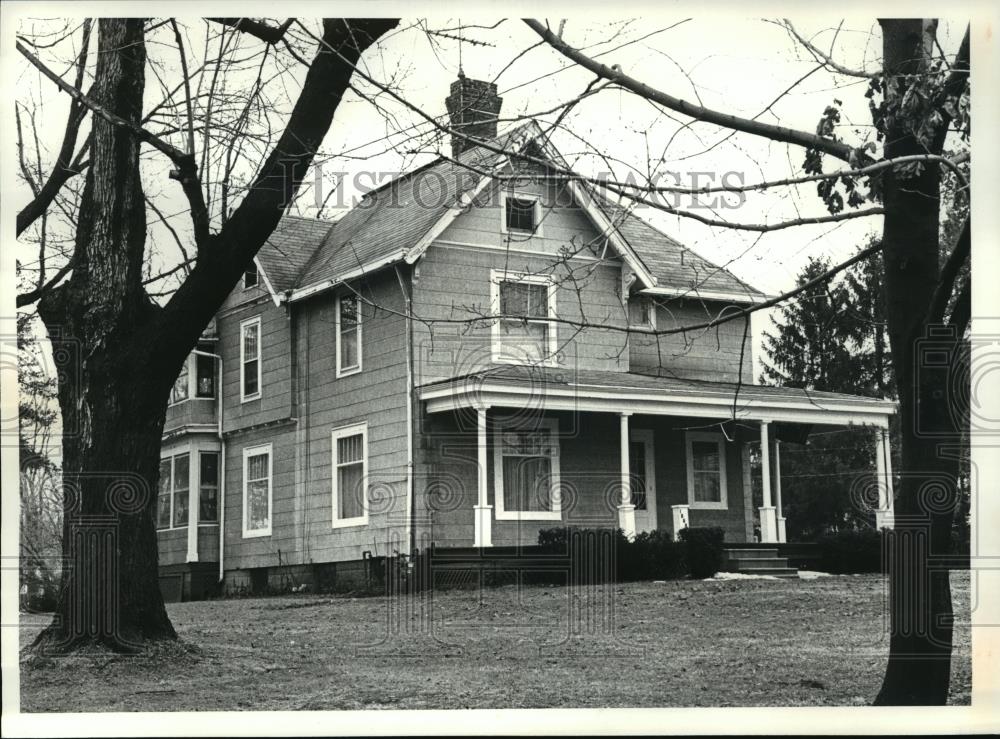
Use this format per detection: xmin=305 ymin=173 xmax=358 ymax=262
xmin=395 ymin=264 xmax=415 ymax=557
xmin=193 ymin=349 xmax=225 ymax=583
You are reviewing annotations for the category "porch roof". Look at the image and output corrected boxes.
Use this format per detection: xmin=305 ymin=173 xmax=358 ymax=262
xmin=417 ymin=365 xmax=896 ymax=428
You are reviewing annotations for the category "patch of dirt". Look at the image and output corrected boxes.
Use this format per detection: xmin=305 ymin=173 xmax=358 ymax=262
xmin=18 ymin=572 xmax=972 ymax=711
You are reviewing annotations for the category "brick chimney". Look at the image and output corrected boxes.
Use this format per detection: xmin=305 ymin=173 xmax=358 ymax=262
xmin=445 ymin=72 xmax=503 ymax=159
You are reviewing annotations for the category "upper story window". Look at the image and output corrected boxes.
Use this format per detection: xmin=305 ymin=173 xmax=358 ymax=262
xmin=336 ymin=293 xmax=362 ymax=377
xmin=493 ymin=418 xmax=562 ymax=521
xmin=685 ymin=432 xmax=728 ymax=509
xmin=332 ymin=422 xmax=368 ymax=527
xmin=491 ymin=271 xmax=557 ymax=365
xmin=243 ymin=444 xmax=272 ymax=537
xmin=195 ymin=352 xmax=216 ymax=398
xmin=157 ymin=453 xmax=190 ymax=529
xmin=243 ymin=261 xmax=259 ymax=289
xmin=169 ymin=358 xmax=190 ymax=405
xmin=628 ymin=296 xmax=656 ymax=331
xmin=501 ymin=192 xmax=542 ymax=236
xmin=240 ymin=317 xmax=261 ymax=401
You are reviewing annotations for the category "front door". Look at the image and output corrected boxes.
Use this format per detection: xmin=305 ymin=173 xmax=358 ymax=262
xmin=629 ymin=429 xmax=657 ymax=533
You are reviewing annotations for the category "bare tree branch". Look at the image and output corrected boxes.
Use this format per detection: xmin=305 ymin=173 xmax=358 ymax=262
xmin=16 ymin=19 xmax=92 ymax=236
xmin=206 ymin=17 xmax=294 ymax=44
xmin=16 ymin=36 xmax=212 ymax=246
xmin=525 ymin=19 xmax=863 ymax=164
xmin=16 ymin=257 xmax=75 ymax=308
xmin=779 ymin=19 xmax=875 ymax=79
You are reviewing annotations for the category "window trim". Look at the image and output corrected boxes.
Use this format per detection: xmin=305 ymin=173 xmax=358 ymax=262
xmin=157 ymin=452 xmax=192 ymax=531
xmin=242 ymin=443 xmax=273 ymax=538
xmin=685 ymin=431 xmax=728 ymax=510
xmin=239 ymin=316 xmax=262 ymax=402
xmin=168 ymin=355 xmax=192 ymax=407
xmin=490 ymin=269 xmax=558 ymax=367
xmin=500 ymin=191 xmax=544 ymax=237
xmin=198 ymin=450 xmax=220 ymax=523
xmin=493 ymin=417 xmax=562 ymax=521
xmin=194 ymin=352 xmax=217 ymax=399
xmin=627 ymin=295 xmax=657 ymax=332
xmin=331 ymin=422 xmax=369 ymax=528
xmin=630 ymin=428 xmax=656 ymax=513
xmin=335 ymin=292 xmax=363 ymax=378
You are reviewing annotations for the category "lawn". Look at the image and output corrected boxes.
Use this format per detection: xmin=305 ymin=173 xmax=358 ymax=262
xmin=19 ymin=571 xmax=971 ymax=711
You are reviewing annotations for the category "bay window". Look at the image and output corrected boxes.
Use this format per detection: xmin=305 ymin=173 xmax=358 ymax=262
xmin=199 ymin=452 xmax=219 ymax=522
xmin=157 ymin=453 xmax=191 ymax=530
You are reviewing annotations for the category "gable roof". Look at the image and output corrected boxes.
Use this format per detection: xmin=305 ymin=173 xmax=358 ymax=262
xmin=256 ymin=121 xmax=767 ymax=305
xmin=590 ymin=195 xmax=768 ymax=303
xmin=254 ymin=214 xmax=333 ymax=295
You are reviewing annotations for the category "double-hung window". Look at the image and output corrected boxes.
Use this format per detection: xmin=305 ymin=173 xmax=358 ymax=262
xmin=686 ymin=432 xmax=728 ymax=509
xmin=492 ymin=271 xmax=557 ymax=365
xmin=199 ymin=452 xmax=219 ymax=522
xmin=243 ymin=444 xmax=272 ymax=537
xmin=494 ymin=419 xmax=561 ymax=520
xmin=240 ymin=317 xmax=261 ymax=401
xmin=169 ymin=357 xmax=190 ymax=404
xmin=332 ymin=423 xmax=368 ymax=527
xmin=157 ymin=453 xmax=190 ymax=529
xmin=336 ymin=294 xmax=362 ymax=376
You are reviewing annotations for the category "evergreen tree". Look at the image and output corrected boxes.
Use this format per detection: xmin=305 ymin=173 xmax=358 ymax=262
xmin=761 ymin=250 xmax=894 ymax=539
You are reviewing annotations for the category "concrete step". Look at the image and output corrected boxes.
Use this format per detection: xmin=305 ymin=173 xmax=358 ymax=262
xmin=725 ymin=557 xmax=791 ymax=570
xmin=723 ymin=548 xmax=780 ymax=560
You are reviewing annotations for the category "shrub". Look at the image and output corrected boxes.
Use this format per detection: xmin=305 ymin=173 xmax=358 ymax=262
xmin=538 ymin=527 xmax=687 ymax=582
xmin=816 ymin=529 xmax=883 ymax=573
xmin=678 ymin=527 xmax=725 ymax=579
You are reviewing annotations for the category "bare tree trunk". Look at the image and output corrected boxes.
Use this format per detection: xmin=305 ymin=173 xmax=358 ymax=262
xmin=34 ymin=18 xmax=177 ymax=651
xmin=874 ymin=18 xmax=957 ymax=705
xmin=28 ymin=17 xmax=399 ymax=652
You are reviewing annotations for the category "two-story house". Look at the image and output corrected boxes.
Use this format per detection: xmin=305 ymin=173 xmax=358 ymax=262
xmin=157 ymin=74 xmax=897 ymax=600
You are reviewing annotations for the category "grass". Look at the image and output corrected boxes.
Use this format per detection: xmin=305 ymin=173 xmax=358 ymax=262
xmin=19 ymin=571 xmax=971 ymax=711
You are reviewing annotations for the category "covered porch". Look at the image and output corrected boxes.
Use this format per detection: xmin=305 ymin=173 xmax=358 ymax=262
xmin=416 ymin=366 xmax=897 ymax=547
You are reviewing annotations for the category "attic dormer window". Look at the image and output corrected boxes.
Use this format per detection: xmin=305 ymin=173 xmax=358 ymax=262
xmin=503 ymin=193 xmax=539 ymax=234
xmin=243 ymin=261 xmax=259 ymax=289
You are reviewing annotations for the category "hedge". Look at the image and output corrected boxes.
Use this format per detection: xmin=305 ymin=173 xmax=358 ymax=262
xmin=538 ymin=526 xmax=724 ymax=581
xmin=816 ymin=529 xmax=884 ymax=573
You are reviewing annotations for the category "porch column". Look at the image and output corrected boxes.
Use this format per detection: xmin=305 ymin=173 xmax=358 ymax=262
xmin=875 ymin=427 xmax=895 ymax=530
xmin=759 ymin=420 xmax=778 ymax=543
xmin=186 ymin=451 xmax=199 ymax=562
xmin=618 ymin=412 xmax=636 ymax=539
xmin=474 ymin=406 xmax=493 ymax=547
xmin=774 ymin=440 xmax=786 ymax=543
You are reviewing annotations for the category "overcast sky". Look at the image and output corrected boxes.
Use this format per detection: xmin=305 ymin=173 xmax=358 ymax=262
xmin=14 ymin=15 xmax=970 ymax=383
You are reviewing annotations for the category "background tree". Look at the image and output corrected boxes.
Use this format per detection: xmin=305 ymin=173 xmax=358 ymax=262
xmin=760 ymin=249 xmax=894 ymax=540
xmin=17 ymin=311 xmax=62 ymax=612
